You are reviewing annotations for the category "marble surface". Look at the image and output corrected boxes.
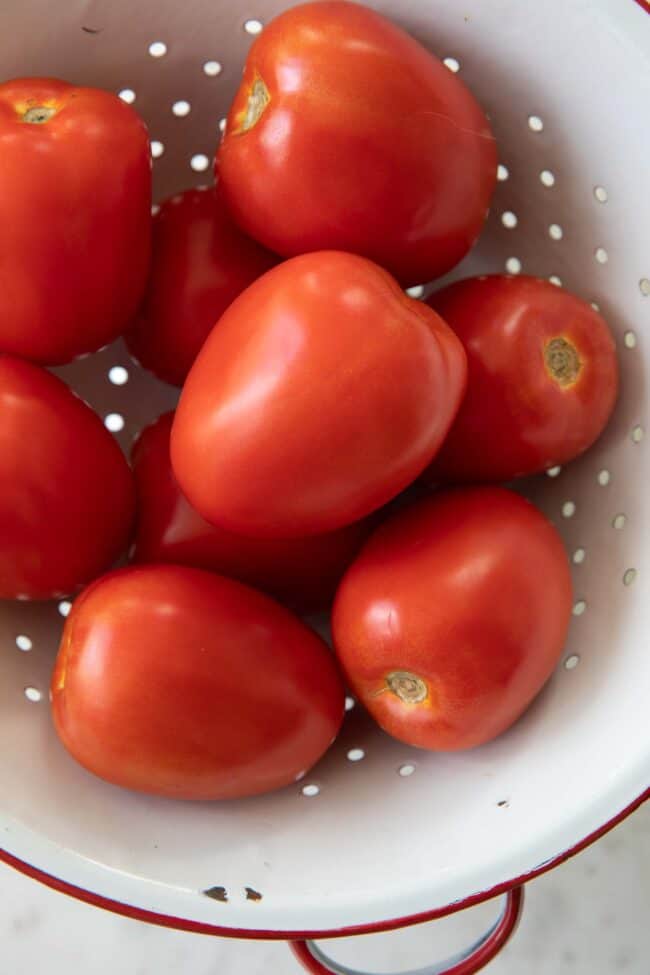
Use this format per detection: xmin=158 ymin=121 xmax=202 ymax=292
xmin=1 ymin=802 xmax=648 ymax=974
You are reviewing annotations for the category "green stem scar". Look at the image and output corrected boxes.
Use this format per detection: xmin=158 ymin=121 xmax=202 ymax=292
xmin=240 ymin=77 xmax=270 ymax=132
xmin=22 ymin=106 xmax=56 ymax=124
xmin=545 ymin=336 xmax=581 ymax=387
xmin=385 ymin=670 xmax=428 ymax=704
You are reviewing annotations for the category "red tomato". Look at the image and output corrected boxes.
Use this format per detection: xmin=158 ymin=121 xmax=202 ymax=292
xmin=0 ymin=78 xmax=151 ymax=365
xmin=132 ymin=412 xmax=373 ymax=612
xmin=126 ymin=187 xmax=279 ymax=386
xmin=171 ymin=251 xmax=467 ymax=538
xmin=0 ymin=356 xmax=135 ymax=600
xmin=423 ymin=275 xmax=619 ymax=483
xmin=332 ymin=488 xmax=572 ymax=751
xmin=51 ymin=565 xmax=345 ymax=799
xmin=217 ymin=1 xmax=497 ymax=286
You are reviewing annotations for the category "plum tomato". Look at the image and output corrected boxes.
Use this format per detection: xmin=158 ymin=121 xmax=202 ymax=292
xmin=0 ymin=78 xmax=151 ymax=364
xmin=171 ymin=251 xmax=467 ymax=538
xmin=51 ymin=565 xmax=345 ymax=799
xmin=423 ymin=275 xmax=619 ymax=483
xmin=332 ymin=487 xmax=573 ymax=751
xmin=217 ymin=1 xmax=496 ymax=286
xmin=0 ymin=356 xmax=135 ymax=600
xmin=126 ymin=187 xmax=279 ymax=386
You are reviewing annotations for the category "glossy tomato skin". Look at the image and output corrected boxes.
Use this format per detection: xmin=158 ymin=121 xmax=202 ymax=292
xmin=332 ymin=488 xmax=572 ymax=751
xmin=0 ymin=78 xmax=151 ymax=365
xmin=217 ymin=1 xmax=496 ymax=286
xmin=0 ymin=356 xmax=135 ymax=600
xmin=423 ymin=275 xmax=619 ymax=483
xmin=51 ymin=565 xmax=345 ymax=800
xmin=126 ymin=187 xmax=279 ymax=386
xmin=132 ymin=412 xmax=373 ymax=612
xmin=171 ymin=251 xmax=467 ymax=538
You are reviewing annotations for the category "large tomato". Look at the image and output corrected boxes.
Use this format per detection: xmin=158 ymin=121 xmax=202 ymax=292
xmin=51 ymin=565 xmax=345 ymax=799
xmin=332 ymin=488 xmax=572 ymax=751
xmin=0 ymin=78 xmax=151 ymax=365
xmin=171 ymin=251 xmax=467 ymax=538
xmin=217 ymin=1 xmax=497 ymax=286
xmin=126 ymin=187 xmax=279 ymax=386
xmin=0 ymin=357 xmax=135 ymax=600
xmin=424 ymin=275 xmax=619 ymax=483
xmin=132 ymin=412 xmax=373 ymax=612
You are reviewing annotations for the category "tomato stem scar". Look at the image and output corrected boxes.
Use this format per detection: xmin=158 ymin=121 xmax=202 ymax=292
xmin=239 ymin=77 xmax=270 ymax=132
xmin=385 ymin=670 xmax=428 ymax=704
xmin=22 ymin=106 xmax=56 ymax=124
xmin=544 ymin=336 xmax=581 ymax=387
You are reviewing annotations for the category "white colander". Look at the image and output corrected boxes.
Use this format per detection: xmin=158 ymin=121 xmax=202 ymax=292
xmin=1 ymin=1 xmax=649 ymax=973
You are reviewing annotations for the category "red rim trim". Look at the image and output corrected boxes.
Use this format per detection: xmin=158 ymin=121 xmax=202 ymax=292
xmin=290 ymin=887 xmax=524 ymax=975
xmin=632 ymin=0 xmax=650 ymax=11
xmin=0 ymin=788 xmax=646 ymax=940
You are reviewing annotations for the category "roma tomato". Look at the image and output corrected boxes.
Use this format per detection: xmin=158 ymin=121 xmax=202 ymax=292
xmin=132 ymin=412 xmax=373 ymax=612
xmin=0 ymin=78 xmax=151 ymax=364
xmin=171 ymin=251 xmax=467 ymax=538
xmin=51 ymin=565 xmax=345 ymax=799
xmin=424 ymin=275 xmax=619 ymax=483
xmin=126 ymin=187 xmax=279 ymax=386
xmin=217 ymin=1 xmax=497 ymax=286
xmin=0 ymin=357 xmax=135 ymax=600
xmin=332 ymin=488 xmax=572 ymax=751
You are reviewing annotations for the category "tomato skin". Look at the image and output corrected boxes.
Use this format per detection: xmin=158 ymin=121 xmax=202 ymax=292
xmin=217 ymin=1 xmax=496 ymax=286
xmin=332 ymin=488 xmax=572 ymax=751
xmin=423 ymin=275 xmax=619 ymax=483
xmin=171 ymin=251 xmax=467 ymax=538
xmin=126 ymin=187 xmax=279 ymax=387
xmin=132 ymin=412 xmax=373 ymax=612
xmin=0 ymin=356 xmax=135 ymax=600
xmin=51 ymin=565 xmax=345 ymax=800
xmin=0 ymin=78 xmax=151 ymax=365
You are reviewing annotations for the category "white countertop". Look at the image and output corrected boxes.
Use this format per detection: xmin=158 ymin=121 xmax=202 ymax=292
xmin=2 ymin=803 xmax=648 ymax=974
